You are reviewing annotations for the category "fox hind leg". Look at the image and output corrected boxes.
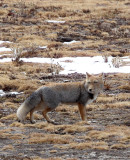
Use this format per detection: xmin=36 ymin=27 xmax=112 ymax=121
xmin=30 ymin=108 xmax=36 ymax=124
xmin=42 ymin=107 xmax=57 ymax=124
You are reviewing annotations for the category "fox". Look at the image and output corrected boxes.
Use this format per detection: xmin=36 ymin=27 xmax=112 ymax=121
xmin=17 ymin=73 xmax=104 ymax=124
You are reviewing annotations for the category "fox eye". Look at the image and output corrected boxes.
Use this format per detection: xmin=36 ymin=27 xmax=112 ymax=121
xmin=88 ymin=81 xmax=91 ymax=83
xmin=94 ymin=81 xmax=98 ymax=83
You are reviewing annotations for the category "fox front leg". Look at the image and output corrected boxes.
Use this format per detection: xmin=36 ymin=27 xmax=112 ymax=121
xmin=78 ymin=103 xmax=86 ymax=121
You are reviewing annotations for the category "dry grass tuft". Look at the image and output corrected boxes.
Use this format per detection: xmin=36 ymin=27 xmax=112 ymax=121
xmin=110 ymin=143 xmax=130 ymax=150
xmin=3 ymin=102 xmax=17 ymax=109
xmin=28 ymin=133 xmax=74 ymax=144
xmin=88 ymin=125 xmax=130 ymax=142
xmin=68 ymin=141 xmax=109 ymax=150
xmin=32 ymin=157 xmax=62 ymax=160
xmin=1 ymin=113 xmax=17 ymax=120
xmin=10 ymin=122 xmax=25 ymax=128
xmin=63 ymin=124 xmax=92 ymax=133
xmin=96 ymin=96 xmax=115 ymax=103
xmin=0 ymin=122 xmax=5 ymax=127
xmin=0 ymin=128 xmax=26 ymax=140
xmin=108 ymin=101 xmax=130 ymax=108
xmin=2 ymin=144 xmax=14 ymax=151
xmin=24 ymin=121 xmax=48 ymax=129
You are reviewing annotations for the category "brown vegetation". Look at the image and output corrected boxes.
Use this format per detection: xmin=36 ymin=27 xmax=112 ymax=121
xmin=0 ymin=0 xmax=129 ymax=159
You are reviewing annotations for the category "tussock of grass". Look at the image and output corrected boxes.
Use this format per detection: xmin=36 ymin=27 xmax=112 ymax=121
xmin=10 ymin=122 xmax=25 ymax=128
xmin=88 ymin=100 xmax=130 ymax=109
xmin=0 ymin=76 xmax=38 ymax=93
xmin=116 ymin=93 xmax=130 ymax=101
xmin=96 ymin=96 xmax=115 ymax=103
xmin=1 ymin=113 xmax=17 ymax=120
xmin=25 ymin=122 xmax=48 ymax=129
xmin=110 ymin=143 xmax=130 ymax=150
xmin=32 ymin=156 xmax=62 ymax=160
xmin=43 ymin=122 xmax=93 ymax=133
xmin=64 ymin=124 xmax=93 ymax=133
xmin=3 ymin=102 xmax=17 ymax=109
xmin=28 ymin=133 xmax=74 ymax=144
xmin=68 ymin=141 xmax=109 ymax=150
xmin=88 ymin=130 xmax=117 ymax=140
xmin=0 ymin=122 xmax=5 ymax=127
xmin=0 ymin=128 xmax=26 ymax=140
xmin=108 ymin=101 xmax=130 ymax=108
xmin=88 ymin=125 xmax=130 ymax=142
xmin=118 ymin=84 xmax=130 ymax=90
xmin=2 ymin=144 xmax=14 ymax=151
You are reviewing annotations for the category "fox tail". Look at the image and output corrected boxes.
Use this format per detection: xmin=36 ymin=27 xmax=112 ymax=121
xmin=16 ymin=102 xmax=31 ymax=122
xmin=16 ymin=91 xmax=41 ymax=122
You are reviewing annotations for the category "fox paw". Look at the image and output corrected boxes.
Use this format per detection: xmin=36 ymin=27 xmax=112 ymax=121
xmin=30 ymin=120 xmax=36 ymax=124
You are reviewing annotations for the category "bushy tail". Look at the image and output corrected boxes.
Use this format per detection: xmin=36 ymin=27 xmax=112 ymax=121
xmin=17 ymin=91 xmax=42 ymax=122
xmin=17 ymin=102 xmax=31 ymax=122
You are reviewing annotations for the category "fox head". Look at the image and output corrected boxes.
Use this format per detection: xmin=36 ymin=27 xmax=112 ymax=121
xmin=84 ymin=72 xmax=104 ymax=94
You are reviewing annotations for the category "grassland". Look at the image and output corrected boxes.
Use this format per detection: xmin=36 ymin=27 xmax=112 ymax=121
xmin=0 ymin=0 xmax=130 ymax=159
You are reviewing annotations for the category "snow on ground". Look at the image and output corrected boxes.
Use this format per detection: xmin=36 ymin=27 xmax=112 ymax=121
xmin=0 ymin=41 xmax=130 ymax=74
xmin=22 ymin=56 xmax=130 ymax=74
xmin=0 ymin=89 xmax=23 ymax=97
xmin=63 ymin=40 xmax=79 ymax=45
xmin=45 ymin=20 xmax=65 ymax=23
xmin=0 ymin=41 xmax=12 ymax=52
xmin=0 ymin=47 xmax=12 ymax=52
xmin=0 ymin=56 xmax=130 ymax=74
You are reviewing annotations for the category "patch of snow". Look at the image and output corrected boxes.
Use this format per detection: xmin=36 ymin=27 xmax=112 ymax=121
xmin=0 ymin=90 xmax=23 ymax=97
xmin=0 ymin=57 xmax=12 ymax=63
xmin=0 ymin=47 xmax=12 ymax=52
xmin=21 ymin=56 xmax=130 ymax=74
xmin=39 ymin=46 xmax=47 ymax=49
xmin=46 ymin=20 xmax=65 ymax=23
xmin=0 ymin=41 xmax=11 ymax=45
xmin=0 ymin=89 xmax=5 ymax=96
xmin=0 ymin=56 xmax=130 ymax=74
xmin=63 ymin=40 xmax=79 ymax=45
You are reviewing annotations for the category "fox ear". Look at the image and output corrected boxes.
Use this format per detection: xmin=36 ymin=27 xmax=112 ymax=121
xmin=86 ymin=72 xmax=91 ymax=79
xmin=99 ymin=72 xmax=104 ymax=78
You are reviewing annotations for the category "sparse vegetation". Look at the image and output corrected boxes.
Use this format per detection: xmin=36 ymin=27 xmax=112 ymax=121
xmin=0 ymin=0 xmax=130 ymax=159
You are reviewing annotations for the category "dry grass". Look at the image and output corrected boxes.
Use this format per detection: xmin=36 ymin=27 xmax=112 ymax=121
xmin=66 ymin=141 xmax=109 ymax=150
xmin=1 ymin=113 xmax=17 ymax=120
xmin=0 ymin=128 xmax=26 ymax=140
xmin=28 ymin=133 xmax=74 ymax=144
xmin=2 ymin=144 xmax=14 ymax=151
xmin=0 ymin=0 xmax=130 ymax=159
xmin=88 ymin=125 xmax=130 ymax=142
xmin=32 ymin=157 xmax=62 ymax=160
xmin=0 ymin=0 xmax=129 ymax=58
xmin=110 ymin=143 xmax=130 ymax=150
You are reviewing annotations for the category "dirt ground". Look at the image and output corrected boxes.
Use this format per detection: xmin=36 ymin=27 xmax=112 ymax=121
xmin=0 ymin=0 xmax=130 ymax=160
